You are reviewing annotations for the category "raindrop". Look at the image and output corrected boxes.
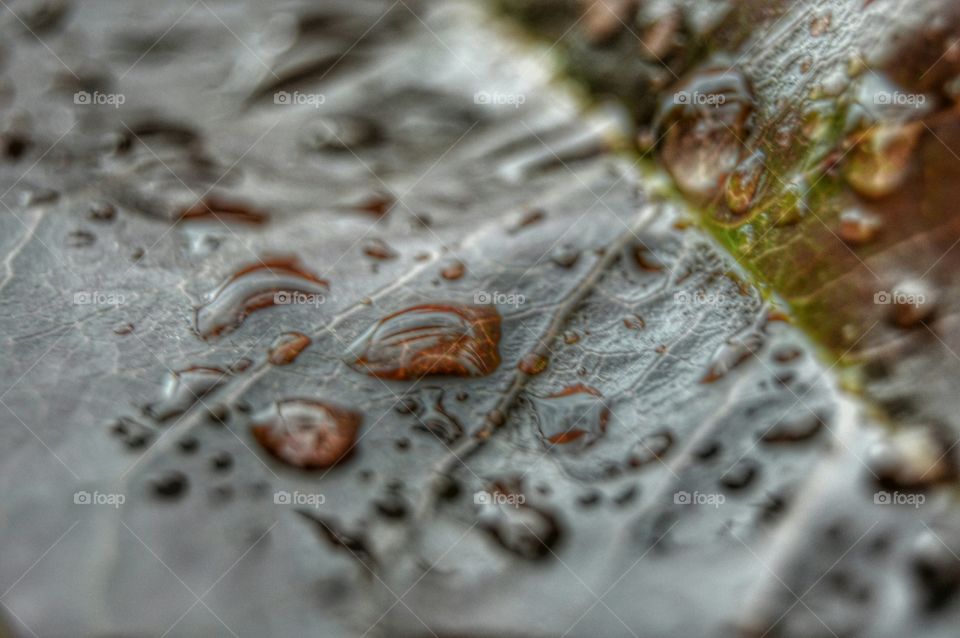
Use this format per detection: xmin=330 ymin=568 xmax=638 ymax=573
xmin=268 ymin=331 xmax=311 ymax=365
xmin=251 ymin=399 xmax=361 ymax=469
xmin=145 ymin=366 xmax=229 ymax=421
xmin=532 ymin=385 xmax=610 ymax=450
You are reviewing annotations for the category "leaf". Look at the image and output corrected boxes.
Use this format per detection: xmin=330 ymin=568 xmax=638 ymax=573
xmin=0 ymin=1 xmax=948 ymax=637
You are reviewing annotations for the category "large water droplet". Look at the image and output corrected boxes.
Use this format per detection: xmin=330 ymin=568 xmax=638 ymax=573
xmin=346 ymin=303 xmax=501 ymax=380
xmin=657 ymin=68 xmax=754 ymax=202
xmin=195 ymin=257 xmax=328 ymax=338
xmin=251 ymin=399 xmax=361 ymax=469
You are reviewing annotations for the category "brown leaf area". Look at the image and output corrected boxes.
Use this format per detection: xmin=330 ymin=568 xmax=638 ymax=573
xmin=0 ymin=1 xmax=954 ymax=637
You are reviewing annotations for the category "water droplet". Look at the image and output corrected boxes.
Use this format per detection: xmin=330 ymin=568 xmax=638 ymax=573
xmin=251 ymin=399 xmax=362 ymax=469
xmin=303 ymin=114 xmax=380 ymax=152
xmin=230 ymin=358 xmax=253 ymax=373
xmin=627 ymin=430 xmax=673 ymax=467
xmin=550 ymin=244 xmax=580 ymax=268
xmin=509 ymin=208 xmax=546 ymax=233
xmin=911 ymin=528 xmax=960 ymax=610
xmin=563 ymin=330 xmax=580 ymax=345
xmin=209 ymin=451 xmax=233 ymax=472
xmin=112 ymin=322 xmax=134 ymax=336
xmin=623 ymin=315 xmax=646 ymax=331
xmin=518 ymin=352 xmax=548 ymax=376
xmin=195 ymin=257 xmax=328 ymax=338
xmin=724 ymin=150 xmax=766 ymax=216
xmin=533 ymin=385 xmax=610 ymax=449
xmin=632 ymin=245 xmax=665 ymax=272
xmin=477 ymin=482 xmax=559 ymax=559
xmin=110 ymin=417 xmax=152 ymax=449
xmin=867 ymin=426 xmax=954 ymax=488
xmin=178 ymin=196 xmax=269 ymax=225
xmin=838 ymin=208 xmax=882 ymax=245
xmin=268 ymin=331 xmax=311 ymax=365
xmin=413 ymin=388 xmax=463 ymax=444
xmin=87 ymin=201 xmax=116 ymax=222
xmin=350 ymin=192 xmax=394 ymax=217
xmin=759 ymin=411 xmax=824 ymax=443
xmin=374 ymin=488 xmax=408 ymax=519
xmin=720 ymin=459 xmax=758 ymax=489
xmin=701 ymin=331 xmax=764 ymax=383
xmin=809 ymin=11 xmax=831 ymax=36
xmin=177 ymin=436 xmax=199 ymax=453
xmin=843 ymin=121 xmax=921 ymax=199
xmin=889 ymin=279 xmax=937 ymax=327
xmin=145 ymin=367 xmax=229 ymax=420
xmin=150 ymin=470 xmax=189 ymax=499
xmin=346 ymin=303 xmax=501 ymax=380
xmin=657 ymin=68 xmax=754 ymax=202
xmin=362 ymin=238 xmax=397 ymax=260
xmin=66 ymin=230 xmax=95 ymax=248
xmin=440 ymin=260 xmax=465 ymax=280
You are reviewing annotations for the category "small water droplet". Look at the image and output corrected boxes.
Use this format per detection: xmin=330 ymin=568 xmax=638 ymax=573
xmin=720 ymin=459 xmax=758 ymax=489
xmin=627 ymin=430 xmax=673 ymax=467
xmin=303 ymin=114 xmax=380 ymax=152
xmin=251 ymin=399 xmax=361 ymax=469
xmin=362 ymin=238 xmax=398 ymax=260
xmin=230 ymin=358 xmax=253 ymax=373
xmin=518 ymin=352 xmax=548 ymax=376
xmin=145 ymin=366 xmax=229 ymax=420
xmin=701 ymin=331 xmax=764 ymax=383
xmin=889 ymin=279 xmax=937 ymax=327
xmin=510 ymin=208 xmax=546 ymax=233
xmin=843 ymin=121 xmax=921 ymax=199
xmin=150 ymin=470 xmax=189 ymax=499
xmin=623 ymin=315 xmax=645 ymax=331
xmin=177 ymin=436 xmax=199 ymax=453
xmin=759 ymin=411 xmax=824 ymax=443
xmin=374 ymin=488 xmax=408 ymax=519
xmin=724 ymin=150 xmax=766 ymax=216
xmin=838 ymin=208 xmax=882 ymax=245
xmin=195 ymin=257 xmax=328 ymax=338
xmin=440 ymin=260 xmax=465 ymax=280
xmin=87 ymin=201 xmax=116 ymax=222
xmin=178 ymin=196 xmax=269 ymax=225
xmin=268 ymin=331 xmax=311 ymax=365
xmin=550 ymin=244 xmax=580 ymax=268
xmin=563 ymin=330 xmax=580 ymax=345
xmin=110 ymin=417 xmax=153 ymax=449
xmin=350 ymin=192 xmax=394 ymax=217
xmin=413 ymin=388 xmax=463 ymax=444
xmin=346 ymin=303 xmax=501 ymax=380
xmin=533 ymin=385 xmax=610 ymax=449
xmin=66 ymin=229 xmax=95 ymax=248
xmin=809 ymin=11 xmax=831 ymax=36
xmin=112 ymin=322 xmax=134 ymax=336
xmin=210 ymin=451 xmax=233 ymax=472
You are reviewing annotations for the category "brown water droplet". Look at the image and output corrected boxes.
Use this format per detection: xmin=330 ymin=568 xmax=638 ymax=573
xmin=888 ymin=279 xmax=937 ymax=327
xmin=440 ymin=260 xmax=465 ymax=280
xmin=518 ymin=352 xmax=548 ymax=376
xmin=843 ymin=122 xmax=921 ymax=199
xmin=351 ymin=192 xmax=394 ymax=217
xmin=178 ymin=196 xmax=269 ymax=225
xmin=347 ymin=303 xmax=501 ymax=380
xmin=724 ymin=150 xmax=766 ymax=216
xmin=195 ymin=257 xmax=328 ymax=338
xmin=230 ymin=358 xmax=253 ymax=373
xmin=533 ymin=385 xmax=610 ymax=449
xmin=632 ymin=245 xmax=664 ymax=272
xmin=145 ymin=366 xmax=229 ymax=420
xmin=838 ymin=208 xmax=882 ymax=245
xmin=112 ymin=322 xmax=134 ymax=335
xmin=362 ymin=238 xmax=397 ymax=260
xmin=657 ymin=68 xmax=754 ymax=202
xmin=623 ymin=315 xmax=645 ymax=331
xmin=268 ymin=331 xmax=311 ymax=365
xmin=251 ymin=399 xmax=361 ymax=469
